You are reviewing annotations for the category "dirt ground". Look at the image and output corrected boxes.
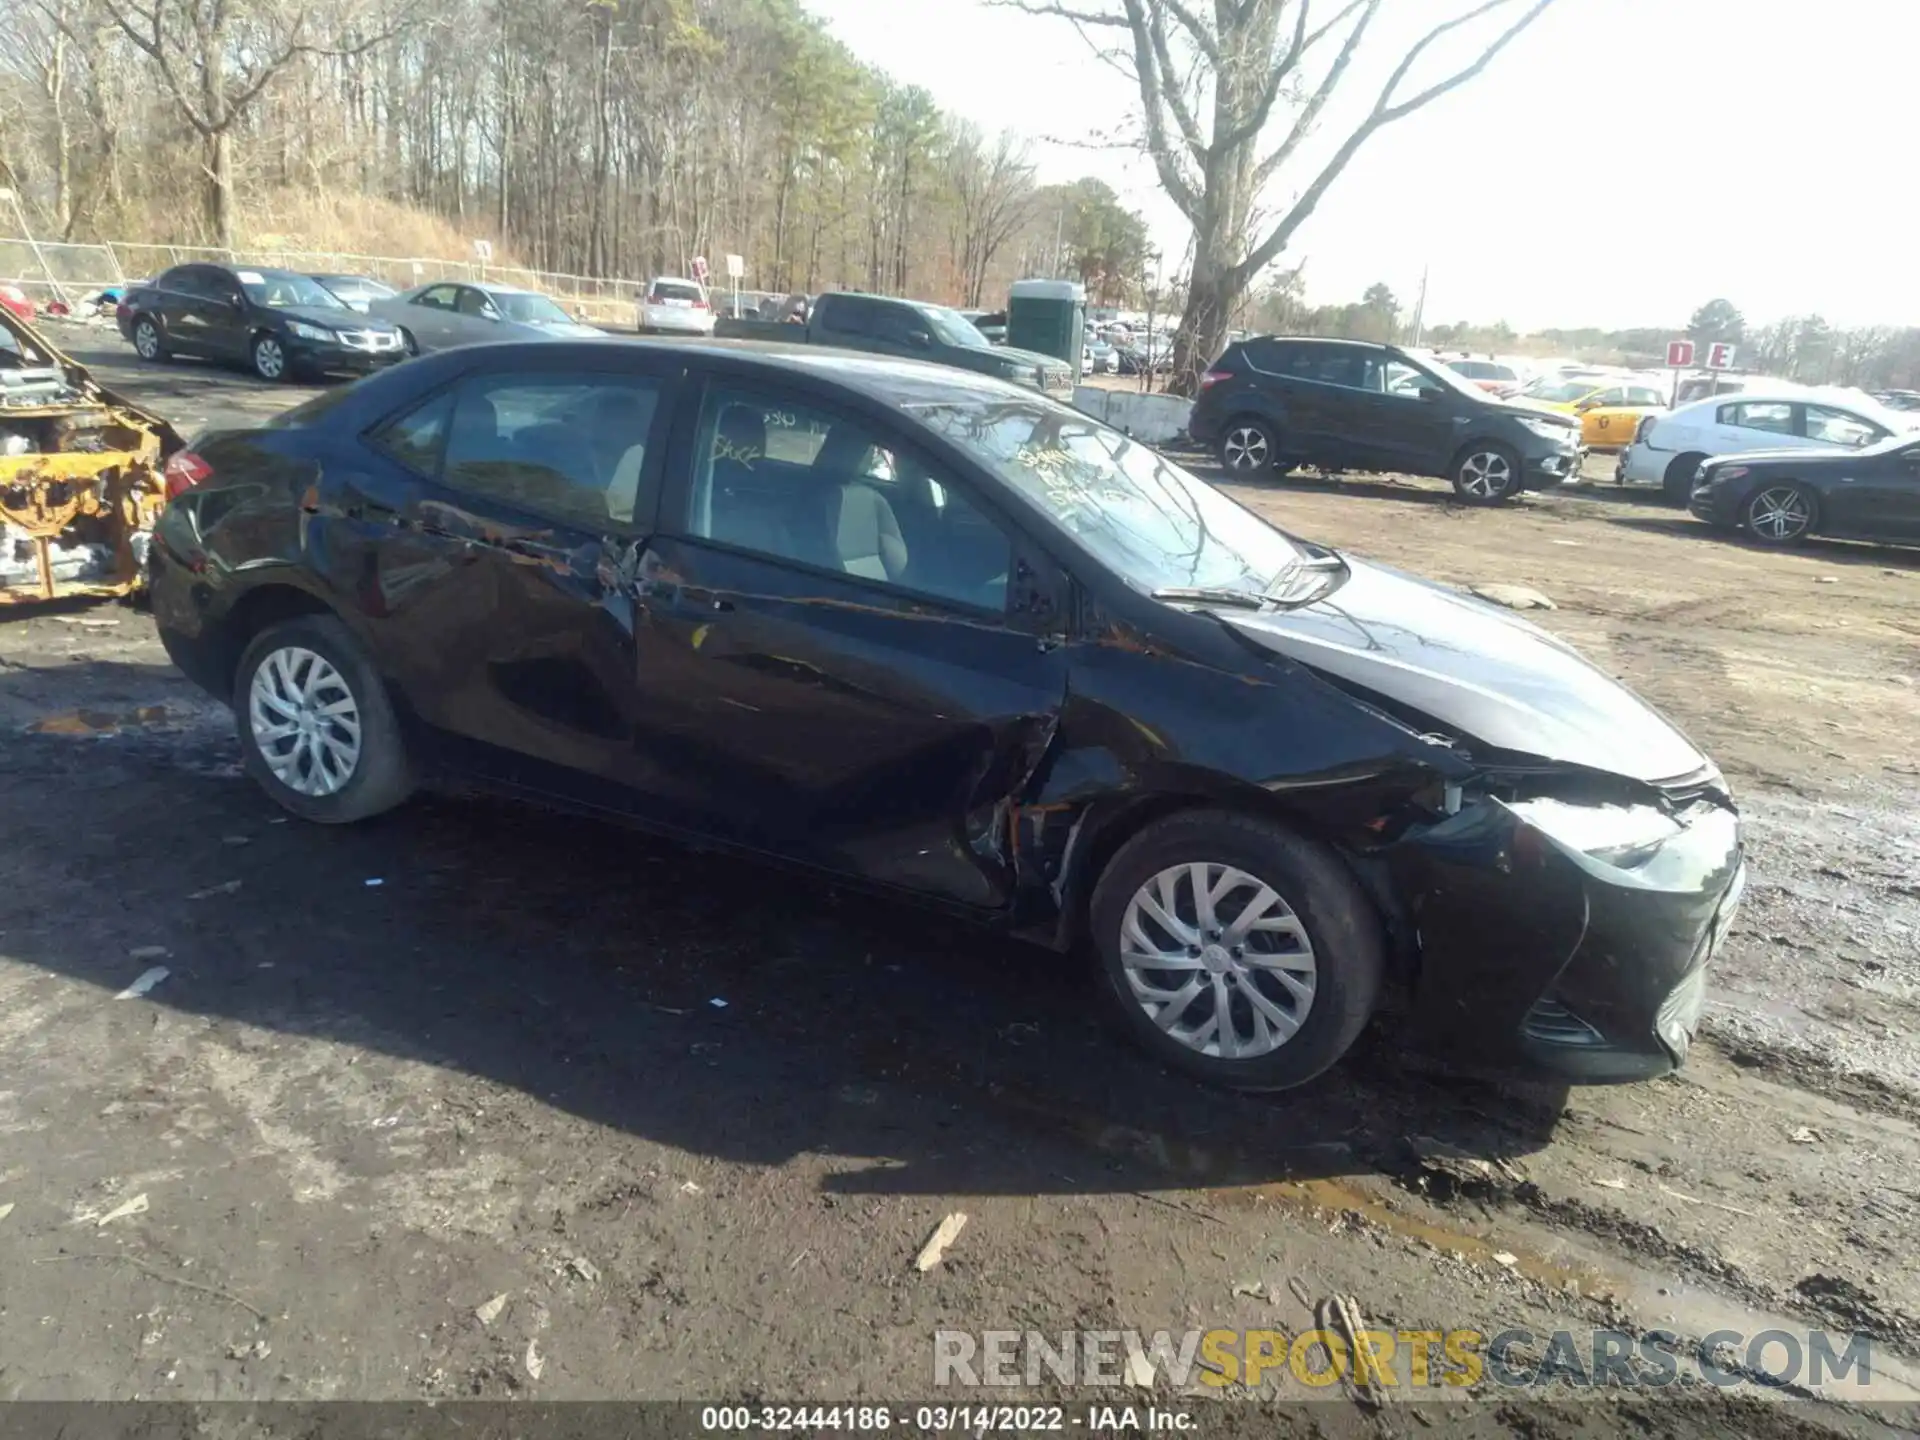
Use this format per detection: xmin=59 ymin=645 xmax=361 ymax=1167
xmin=2 ymin=331 xmax=1917 ymax=1433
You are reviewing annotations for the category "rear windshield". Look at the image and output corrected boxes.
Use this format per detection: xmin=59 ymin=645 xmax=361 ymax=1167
xmin=650 ymin=282 xmax=704 ymax=303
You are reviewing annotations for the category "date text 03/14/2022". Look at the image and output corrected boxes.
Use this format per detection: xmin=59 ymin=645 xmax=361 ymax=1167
xmin=698 ymin=1404 xmax=1195 ymax=1432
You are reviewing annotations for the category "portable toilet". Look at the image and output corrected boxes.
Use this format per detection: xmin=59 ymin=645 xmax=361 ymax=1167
xmin=1008 ymin=279 xmax=1087 ymax=376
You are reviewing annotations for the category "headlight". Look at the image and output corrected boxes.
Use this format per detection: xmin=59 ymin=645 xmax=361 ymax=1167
xmin=1506 ymin=797 xmax=1682 ymax=864
xmin=1518 ymin=416 xmax=1575 ymax=443
xmin=1706 ymin=465 xmax=1748 ymax=485
xmin=286 ymin=321 xmax=335 ymax=342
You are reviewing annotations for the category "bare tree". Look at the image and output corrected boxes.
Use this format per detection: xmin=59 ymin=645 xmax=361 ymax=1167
xmin=948 ymin=126 xmax=1037 ymax=307
xmin=998 ymin=0 xmax=1557 ymax=389
xmin=90 ymin=0 xmax=406 ymax=246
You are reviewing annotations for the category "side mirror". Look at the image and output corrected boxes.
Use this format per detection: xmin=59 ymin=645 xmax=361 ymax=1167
xmin=480 ymin=306 xmax=502 ymax=322
xmin=229 ymin=293 xmax=246 ymax=311
xmin=907 ymin=329 xmax=932 ymax=348
xmin=1418 ymin=386 xmax=1446 ymax=402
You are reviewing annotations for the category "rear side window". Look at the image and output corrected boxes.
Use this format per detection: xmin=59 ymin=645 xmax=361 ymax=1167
xmin=438 ymin=371 xmax=663 ymax=528
xmin=1720 ymin=401 xmax=1792 ymax=434
xmin=1286 ymin=346 xmax=1367 ymax=389
xmin=369 ymin=390 xmax=456 ymax=472
xmin=815 ymin=297 xmax=875 ymax=335
xmin=1239 ymin=339 xmax=1293 ymax=374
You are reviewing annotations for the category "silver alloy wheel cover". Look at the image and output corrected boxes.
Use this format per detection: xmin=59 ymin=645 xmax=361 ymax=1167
xmin=135 ymin=322 xmax=157 ymax=358
xmin=255 ymin=337 xmax=284 ymax=378
xmin=1458 ymin=451 xmax=1512 ymax=498
xmin=1119 ymin=862 xmax=1318 ymax=1060
xmin=247 ymin=645 xmax=363 ymax=797
xmin=1222 ymin=426 xmax=1269 ymax=470
xmin=1749 ymin=486 xmax=1810 ymax=540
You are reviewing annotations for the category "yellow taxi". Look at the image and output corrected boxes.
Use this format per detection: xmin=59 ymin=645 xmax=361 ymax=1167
xmin=1514 ymin=375 xmax=1669 ymax=448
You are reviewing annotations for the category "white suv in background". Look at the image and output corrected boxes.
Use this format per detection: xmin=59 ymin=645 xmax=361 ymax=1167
xmin=1616 ymin=388 xmax=1918 ymax=501
xmin=637 ymin=277 xmax=715 ymax=336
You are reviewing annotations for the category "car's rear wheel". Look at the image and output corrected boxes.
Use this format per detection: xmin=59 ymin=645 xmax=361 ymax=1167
xmin=1744 ymin=483 xmax=1816 ymax=546
xmin=233 ymin=616 xmax=414 ymax=824
xmin=133 ymin=316 xmax=167 ymax=362
xmin=251 ymin=334 xmax=288 ymax=382
xmin=1089 ymin=811 xmax=1384 ymax=1091
xmin=1663 ymin=452 xmax=1707 ymax=504
xmin=1452 ymin=443 xmax=1519 ymax=503
xmin=1218 ymin=419 xmax=1277 ymax=474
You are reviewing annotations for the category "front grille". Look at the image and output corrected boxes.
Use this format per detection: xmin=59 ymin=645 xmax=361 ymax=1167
xmin=1520 ymin=997 xmax=1608 ymax=1048
xmin=337 ymin=330 xmax=400 ymax=351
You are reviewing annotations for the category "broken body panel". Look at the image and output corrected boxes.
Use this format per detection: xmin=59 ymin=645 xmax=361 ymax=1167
xmin=0 ymin=306 xmax=181 ymax=603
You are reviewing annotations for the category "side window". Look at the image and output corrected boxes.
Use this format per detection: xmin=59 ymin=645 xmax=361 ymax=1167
xmin=1306 ymin=347 xmax=1367 ymax=389
xmin=370 ymin=390 xmax=456 ymax=478
xmin=1241 ymin=339 xmax=1294 ymax=375
xmin=173 ymin=266 xmax=222 ymax=300
xmin=1371 ymin=358 xmax=1428 ymax=395
xmin=686 ymin=385 xmax=1012 ymax=612
xmin=1726 ymin=401 xmax=1793 ymax=435
xmin=1803 ymin=405 xmax=1880 ymax=448
xmin=871 ymin=306 xmax=924 ymax=345
xmin=1591 ymin=387 xmax=1626 ymax=406
xmin=456 ymin=288 xmax=496 ymax=317
xmin=815 ymin=297 xmax=871 ymax=335
xmin=1627 ymin=386 xmax=1664 ymax=406
xmin=439 ymin=371 xmax=662 ymax=528
xmin=415 ymin=285 xmax=459 ymax=311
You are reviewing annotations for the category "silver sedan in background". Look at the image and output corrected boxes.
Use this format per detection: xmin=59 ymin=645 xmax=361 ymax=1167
xmin=368 ymin=280 xmax=604 ymax=354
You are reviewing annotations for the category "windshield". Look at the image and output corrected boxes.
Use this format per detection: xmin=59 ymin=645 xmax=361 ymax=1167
xmin=240 ymin=272 xmax=348 ymax=309
xmin=493 ymin=291 xmax=574 ymax=325
xmin=917 ymin=304 xmax=991 ymax=348
xmin=908 ymin=396 xmax=1301 ymax=595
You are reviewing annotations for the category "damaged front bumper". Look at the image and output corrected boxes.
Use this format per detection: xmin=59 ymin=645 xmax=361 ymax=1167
xmin=1386 ymin=780 xmax=1744 ymax=1082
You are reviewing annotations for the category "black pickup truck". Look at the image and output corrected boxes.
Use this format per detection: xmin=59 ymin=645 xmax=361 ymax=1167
xmin=715 ymin=291 xmax=1075 ymax=399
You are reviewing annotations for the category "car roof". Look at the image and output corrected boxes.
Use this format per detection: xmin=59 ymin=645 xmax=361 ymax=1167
xmin=649 ymin=276 xmax=704 ymax=287
xmin=399 ymin=337 xmax=1041 ymax=408
xmin=1242 ymin=334 xmax=1393 ymax=351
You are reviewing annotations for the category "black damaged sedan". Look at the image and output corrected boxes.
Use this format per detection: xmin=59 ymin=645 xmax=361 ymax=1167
xmin=148 ymin=340 xmax=1745 ymax=1091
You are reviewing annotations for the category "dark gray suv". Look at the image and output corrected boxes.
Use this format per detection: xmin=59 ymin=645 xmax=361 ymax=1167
xmin=1190 ymin=336 xmax=1583 ymax=504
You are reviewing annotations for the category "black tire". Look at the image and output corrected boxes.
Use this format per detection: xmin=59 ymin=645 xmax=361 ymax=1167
xmin=1451 ymin=442 xmax=1520 ymax=504
xmin=250 ymin=332 xmax=290 ymax=382
xmin=1088 ymin=810 xmax=1384 ymax=1091
xmin=398 ymin=327 xmax=419 ymax=357
xmin=1217 ymin=417 xmax=1278 ymax=474
xmin=232 ymin=615 xmax=414 ymax=824
xmin=1743 ymin=482 xmax=1817 ymax=547
xmin=1663 ymin=452 xmax=1706 ymax=504
xmin=132 ymin=316 xmax=168 ymax=363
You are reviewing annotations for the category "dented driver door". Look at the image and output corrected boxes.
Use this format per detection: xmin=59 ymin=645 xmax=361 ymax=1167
xmin=628 ymin=383 xmax=1072 ymax=911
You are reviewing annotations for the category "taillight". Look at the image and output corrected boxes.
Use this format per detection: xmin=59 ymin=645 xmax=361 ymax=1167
xmin=163 ymin=450 xmax=213 ymax=499
xmin=1200 ymin=369 xmax=1233 ymax=390
xmin=693 ymin=298 xmax=709 ymax=310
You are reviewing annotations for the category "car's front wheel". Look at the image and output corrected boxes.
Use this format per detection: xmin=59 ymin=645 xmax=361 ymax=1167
xmin=251 ymin=333 xmax=289 ymax=382
xmin=233 ymin=615 xmax=414 ymax=824
xmin=398 ymin=327 xmax=420 ymax=357
xmin=1218 ymin=419 xmax=1277 ymax=474
xmin=133 ymin=316 xmax=167 ymax=362
xmin=1452 ymin=444 xmax=1519 ymax=503
xmin=1744 ymin=483 xmax=1816 ymax=546
xmin=1089 ymin=811 xmax=1384 ymax=1091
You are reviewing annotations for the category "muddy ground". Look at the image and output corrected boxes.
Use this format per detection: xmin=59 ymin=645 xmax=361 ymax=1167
xmin=1 ymin=333 xmax=1916 ymax=1434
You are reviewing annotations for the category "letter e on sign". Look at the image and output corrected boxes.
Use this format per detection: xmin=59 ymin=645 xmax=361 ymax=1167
xmin=1707 ymin=342 xmax=1736 ymax=370
xmin=1667 ymin=339 xmax=1695 ymax=368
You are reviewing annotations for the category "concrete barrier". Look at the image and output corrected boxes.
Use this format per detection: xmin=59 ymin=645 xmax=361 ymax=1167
xmin=1072 ymin=386 xmax=1193 ymax=445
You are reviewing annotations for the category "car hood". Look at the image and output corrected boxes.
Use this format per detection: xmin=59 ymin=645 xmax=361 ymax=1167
xmin=515 ymin=320 xmax=604 ymax=338
xmin=1500 ymin=398 xmax=1580 ymax=423
xmin=275 ymin=305 xmax=393 ymax=332
xmin=1218 ymin=556 xmax=1707 ymax=784
xmin=992 ymin=344 xmax=1067 ymax=371
xmin=1705 ymin=445 xmax=1837 ymax=467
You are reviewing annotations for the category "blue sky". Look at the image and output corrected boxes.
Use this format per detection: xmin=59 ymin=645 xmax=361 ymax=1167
xmin=814 ymin=0 xmax=1918 ymax=332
